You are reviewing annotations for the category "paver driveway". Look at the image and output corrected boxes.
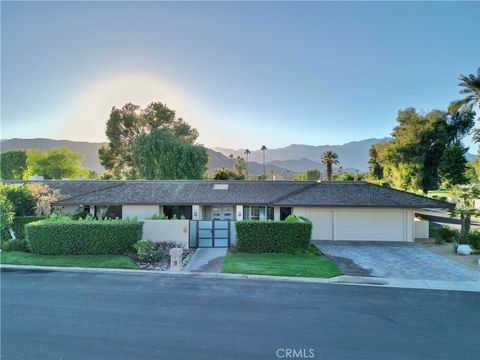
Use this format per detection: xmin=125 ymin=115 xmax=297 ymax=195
xmin=314 ymin=241 xmax=480 ymax=281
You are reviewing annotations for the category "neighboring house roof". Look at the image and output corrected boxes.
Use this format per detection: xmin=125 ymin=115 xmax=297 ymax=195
xmin=2 ymin=180 xmax=452 ymax=208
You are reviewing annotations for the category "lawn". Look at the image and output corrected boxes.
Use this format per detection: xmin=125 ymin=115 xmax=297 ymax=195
xmin=222 ymin=252 xmax=342 ymax=278
xmin=0 ymin=251 xmax=138 ymax=269
xmin=427 ymin=190 xmax=454 ymax=198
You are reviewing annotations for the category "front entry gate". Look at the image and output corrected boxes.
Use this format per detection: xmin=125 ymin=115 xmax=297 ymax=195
xmin=189 ymin=220 xmax=233 ymax=248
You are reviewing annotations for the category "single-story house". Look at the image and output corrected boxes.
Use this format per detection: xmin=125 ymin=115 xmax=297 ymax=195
xmin=5 ymin=180 xmax=451 ymax=246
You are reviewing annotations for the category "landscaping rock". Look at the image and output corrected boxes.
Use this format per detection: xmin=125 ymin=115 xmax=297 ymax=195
xmin=457 ymin=245 xmax=473 ymax=256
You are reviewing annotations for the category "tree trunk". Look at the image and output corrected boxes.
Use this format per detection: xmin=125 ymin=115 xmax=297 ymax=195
xmin=327 ymin=164 xmax=332 ymax=181
xmin=463 ymin=215 xmax=471 ymax=244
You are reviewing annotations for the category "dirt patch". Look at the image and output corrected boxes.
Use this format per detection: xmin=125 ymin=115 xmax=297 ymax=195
xmin=324 ymin=254 xmax=372 ymax=277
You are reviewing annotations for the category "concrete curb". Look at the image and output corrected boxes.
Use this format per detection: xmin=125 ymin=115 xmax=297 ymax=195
xmin=1 ymin=264 xmax=479 ymax=292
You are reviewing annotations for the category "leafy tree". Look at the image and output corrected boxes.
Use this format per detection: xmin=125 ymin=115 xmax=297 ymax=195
xmin=367 ymin=145 xmax=383 ymax=180
xmin=212 ymin=167 xmax=244 ymax=180
xmin=438 ymin=144 xmax=469 ymax=188
xmin=26 ymin=183 xmax=61 ymax=215
xmin=131 ymin=129 xmax=208 ymax=180
xmin=0 ymin=150 xmax=27 ymax=179
xmin=0 ymin=183 xmax=36 ymax=216
xmin=320 ymin=151 xmax=339 ymax=181
xmin=369 ymin=108 xmax=474 ymax=193
xmin=337 ymin=171 xmax=365 ymax=181
xmin=0 ymin=193 xmax=14 ymax=234
xmin=293 ymin=169 xmax=321 ymax=181
xmin=99 ymin=102 xmax=199 ymax=178
xmin=260 ymin=145 xmax=267 ymax=177
xmin=24 ymin=147 xmax=89 ymax=180
xmin=451 ymin=184 xmax=480 ymax=243
xmin=233 ymin=157 xmax=247 ymax=178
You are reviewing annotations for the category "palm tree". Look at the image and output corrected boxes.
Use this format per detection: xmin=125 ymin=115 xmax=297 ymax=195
xmin=260 ymin=145 xmax=267 ymax=177
xmin=320 ymin=151 xmax=339 ymax=181
xmin=229 ymin=154 xmax=234 ymax=169
xmin=449 ymin=68 xmax=480 ymax=113
xmin=244 ymin=149 xmax=251 ymax=180
xmin=451 ymin=184 xmax=480 ymax=243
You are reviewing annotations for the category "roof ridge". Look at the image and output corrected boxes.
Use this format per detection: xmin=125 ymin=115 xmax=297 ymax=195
xmin=270 ymin=182 xmax=318 ymax=205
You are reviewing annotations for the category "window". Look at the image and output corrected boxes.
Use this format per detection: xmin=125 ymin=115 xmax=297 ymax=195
xmin=243 ymin=206 xmax=274 ymax=221
xmin=163 ymin=206 xmax=192 ymax=220
xmin=280 ymin=207 xmax=292 ymax=221
xmin=95 ymin=205 xmax=122 ymax=219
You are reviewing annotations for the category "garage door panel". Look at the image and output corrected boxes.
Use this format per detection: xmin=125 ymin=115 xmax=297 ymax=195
xmin=295 ymin=207 xmax=333 ymax=240
xmin=335 ymin=210 xmax=404 ymax=241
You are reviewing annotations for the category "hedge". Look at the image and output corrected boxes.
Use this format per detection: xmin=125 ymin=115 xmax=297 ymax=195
xmin=12 ymin=216 xmax=47 ymax=240
xmin=235 ymin=220 xmax=312 ymax=254
xmin=26 ymin=220 xmax=143 ymax=255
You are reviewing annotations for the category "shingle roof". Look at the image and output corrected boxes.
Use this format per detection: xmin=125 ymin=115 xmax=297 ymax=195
xmin=272 ymin=181 xmax=452 ymax=208
xmin=2 ymin=180 xmax=452 ymax=208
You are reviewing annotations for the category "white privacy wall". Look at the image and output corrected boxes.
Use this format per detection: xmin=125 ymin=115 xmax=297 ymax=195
xmin=414 ymin=218 xmax=429 ymax=239
xmin=142 ymin=220 xmax=189 ymax=248
xmin=123 ymin=205 xmax=160 ymax=220
xmin=293 ymin=207 xmax=415 ymax=242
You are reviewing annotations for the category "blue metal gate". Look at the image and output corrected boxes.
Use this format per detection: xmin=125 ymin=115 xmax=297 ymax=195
xmin=189 ymin=220 xmax=236 ymax=248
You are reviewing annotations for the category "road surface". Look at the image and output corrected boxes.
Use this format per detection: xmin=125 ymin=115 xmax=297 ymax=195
xmin=1 ymin=270 xmax=479 ymax=360
xmin=415 ymin=209 xmax=480 ymax=229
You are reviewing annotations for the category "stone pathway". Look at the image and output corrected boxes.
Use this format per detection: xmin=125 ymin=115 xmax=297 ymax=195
xmin=314 ymin=241 xmax=480 ymax=281
xmin=184 ymin=248 xmax=228 ymax=273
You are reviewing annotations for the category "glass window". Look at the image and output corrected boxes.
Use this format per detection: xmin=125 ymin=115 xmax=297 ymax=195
xmin=163 ymin=206 xmax=192 ymax=220
xmin=95 ymin=205 xmax=122 ymax=219
xmin=280 ymin=207 xmax=292 ymax=221
xmin=243 ymin=206 xmax=274 ymax=221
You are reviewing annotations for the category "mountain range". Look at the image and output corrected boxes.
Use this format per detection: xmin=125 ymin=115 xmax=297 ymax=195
xmin=1 ymin=138 xmax=476 ymax=177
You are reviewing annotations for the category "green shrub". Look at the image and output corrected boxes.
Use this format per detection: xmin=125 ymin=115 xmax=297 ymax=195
xmin=26 ymin=219 xmax=143 ymax=255
xmin=134 ymin=240 xmax=155 ymax=261
xmin=8 ymin=216 xmax=47 ymax=240
xmin=10 ymin=239 xmax=30 ymax=252
xmin=0 ymin=183 xmax=36 ymax=216
xmin=0 ymin=239 xmax=12 ymax=251
xmin=435 ymin=226 xmax=460 ymax=244
xmin=467 ymin=230 xmax=480 ymax=250
xmin=236 ymin=221 xmax=312 ymax=254
xmin=284 ymin=214 xmax=299 ymax=222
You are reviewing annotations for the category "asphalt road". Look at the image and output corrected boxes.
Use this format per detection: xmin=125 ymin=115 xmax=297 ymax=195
xmin=1 ymin=270 xmax=479 ymax=360
xmin=415 ymin=209 xmax=480 ymax=229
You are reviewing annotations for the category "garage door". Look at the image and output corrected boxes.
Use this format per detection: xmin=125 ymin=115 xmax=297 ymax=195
xmin=294 ymin=208 xmax=333 ymax=240
xmin=335 ymin=210 xmax=405 ymax=241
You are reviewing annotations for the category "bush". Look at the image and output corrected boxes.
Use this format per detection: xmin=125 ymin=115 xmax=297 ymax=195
xmin=0 ymin=239 xmax=12 ymax=251
xmin=236 ymin=221 xmax=312 ymax=254
xmin=26 ymin=219 xmax=143 ymax=255
xmin=435 ymin=226 xmax=460 ymax=244
xmin=467 ymin=230 xmax=480 ymax=250
xmin=9 ymin=216 xmax=47 ymax=240
xmin=134 ymin=240 xmax=155 ymax=261
xmin=284 ymin=214 xmax=299 ymax=222
xmin=10 ymin=239 xmax=30 ymax=252
xmin=0 ymin=183 xmax=36 ymax=216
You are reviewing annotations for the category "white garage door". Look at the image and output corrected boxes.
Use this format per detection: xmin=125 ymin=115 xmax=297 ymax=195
xmin=335 ymin=210 xmax=405 ymax=241
xmin=294 ymin=208 xmax=333 ymax=240
xmin=294 ymin=207 xmax=412 ymax=242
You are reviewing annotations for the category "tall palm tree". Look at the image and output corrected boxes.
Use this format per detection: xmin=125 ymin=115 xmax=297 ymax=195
xmin=229 ymin=154 xmax=234 ymax=169
xmin=244 ymin=149 xmax=251 ymax=180
xmin=320 ymin=151 xmax=339 ymax=181
xmin=260 ymin=145 xmax=267 ymax=177
xmin=449 ymin=68 xmax=480 ymax=113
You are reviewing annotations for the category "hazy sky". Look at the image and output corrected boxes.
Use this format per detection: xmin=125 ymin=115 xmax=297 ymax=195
xmin=1 ymin=1 xmax=479 ymax=149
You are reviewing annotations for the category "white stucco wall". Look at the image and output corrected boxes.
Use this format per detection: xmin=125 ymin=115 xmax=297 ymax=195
xmin=123 ymin=205 xmax=160 ymax=220
xmin=142 ymin=219 xmax=189 ymax=248
xmin=414 ymin=218 xmax=429 ymax=239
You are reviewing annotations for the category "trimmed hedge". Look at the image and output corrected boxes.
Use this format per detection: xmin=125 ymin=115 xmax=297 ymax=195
xmin=26 ymin=220 xmax=143 ymax=255
xmin=11 ymin=216 xmax=47 ymax=240
xmin=235 ymin=220 xmax=312 ymax=254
